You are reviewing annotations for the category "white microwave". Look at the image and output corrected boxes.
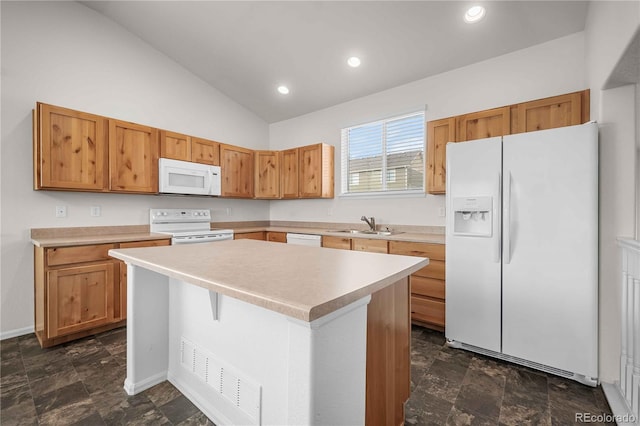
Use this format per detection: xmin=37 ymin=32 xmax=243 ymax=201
xmin=158 ymin=158 xmax=221 ymax=196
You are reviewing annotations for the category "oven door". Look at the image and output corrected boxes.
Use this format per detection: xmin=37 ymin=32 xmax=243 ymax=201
xmin=159 ymin=158 xmax=220 ymax=196
xmin=171 ymin=232 xmax=233 ymax=245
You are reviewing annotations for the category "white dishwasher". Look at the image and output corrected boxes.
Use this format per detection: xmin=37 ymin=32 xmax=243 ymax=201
xmin=286 ymin=233 xmax=322 ymax=247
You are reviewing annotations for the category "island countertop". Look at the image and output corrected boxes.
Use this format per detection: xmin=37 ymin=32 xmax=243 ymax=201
xmin=109 ymin=239 xmax=428 ymax=322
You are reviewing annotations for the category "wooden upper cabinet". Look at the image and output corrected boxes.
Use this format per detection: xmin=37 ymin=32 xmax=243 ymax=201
xmin=513 ymin=91 xmax=587 ymax=134
xmin=280 ymin=148 xmax=299 ymax=199
xmin=254 ymin=151 xmax=280 ymax=199
xmin=191 ymin=137 xmax=220 ymax=166
xmin=298 ymin=143 xmax=334 ymax=199
xmin=160 ymin=130 xmax=191 ymax=161
xmin=108 ymin=119 xmax=159 ymax=193
xmin=35 ymin=103 xmax=108 ymax=191
xmin=220 ymin=143 xmax=254 ymax=198
xmin=456 ymin=106 xmax=511 ymax=142
xmin=427 ymin=117 xmax=456 ymax=194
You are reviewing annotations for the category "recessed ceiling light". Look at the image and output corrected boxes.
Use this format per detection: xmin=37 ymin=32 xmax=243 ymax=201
xmin=347 ymin=56 xmax=361 ymax=68
xmin=464 ymin=5 xmax=486 ymax=23
xmin=277 ymin=85 xmax=290 ymax=95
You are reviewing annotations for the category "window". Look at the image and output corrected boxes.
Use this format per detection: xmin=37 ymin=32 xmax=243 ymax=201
xmin=341 ymin=111 xmax=425 ymax=195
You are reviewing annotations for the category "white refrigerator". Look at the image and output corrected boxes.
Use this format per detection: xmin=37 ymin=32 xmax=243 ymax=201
xmin=445 ymin=122 xmax=598 ymax=386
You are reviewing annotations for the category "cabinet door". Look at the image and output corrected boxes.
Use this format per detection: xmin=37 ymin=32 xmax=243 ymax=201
xmin=352 ymin=238 xmax=388 ymax=253
xmin=298 ymin=143 xmax=334 ymax=198
xmin=191 ymin=137 xmax=220 ymax=166
xmin=266 ymin=232 xmax=287 ymax=243
xmin=109 ymin=119 xmax=159 ymax=193
xmin=280 ymin=148 xmax=299 ymax=199
xmin=220 ymin=144 xmax=254 ymax=198
xmin=456 ymin=106 xmax=511 ymax=142
xmin=255 ymin=151 xmax=280 ymax=199
xmin=116 ymin=239 xmax=170 ymax=320
xmin=47 ymin=262 xmax=115 ymax=338
xmin=160 ymin=130 xmax=191 ymax=161
xmin=514 ymin=92 xmax=584 ymax=134
xmin=322 ymin=236 xmax=351 ymax=250
xmin=426 ymin=117 xmax=456 ymax=194
xmin=36 ymin=103 xmax=108 ymax=191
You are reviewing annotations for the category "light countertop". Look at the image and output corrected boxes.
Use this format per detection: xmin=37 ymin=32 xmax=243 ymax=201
xmin=31 ymin=232 xmax=171 ymax=248
xmin=109 ymin=239 xmax=428 ymax=322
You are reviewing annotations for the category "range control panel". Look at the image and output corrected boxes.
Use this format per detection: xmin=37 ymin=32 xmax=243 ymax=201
xmin=150 ymin=208 xmax=211 ymax=224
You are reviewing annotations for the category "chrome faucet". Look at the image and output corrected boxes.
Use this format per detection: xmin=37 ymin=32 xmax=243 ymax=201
xmin=361 ymin=216 xmax=376 ymax=231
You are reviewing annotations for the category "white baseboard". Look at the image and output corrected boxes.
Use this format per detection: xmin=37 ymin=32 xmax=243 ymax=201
xmin=601 ymin=381 xmax=639 ymax=425
xmin=0 ymin=326 xmax=34 ymax=341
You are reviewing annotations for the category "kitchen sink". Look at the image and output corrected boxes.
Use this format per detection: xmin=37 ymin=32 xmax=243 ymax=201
xmin=329 ymin=229 xmax=402 ymax=236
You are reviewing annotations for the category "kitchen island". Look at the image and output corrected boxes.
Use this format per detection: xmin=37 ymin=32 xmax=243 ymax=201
xmin=109 ymin=239 xmax=428 ymax=425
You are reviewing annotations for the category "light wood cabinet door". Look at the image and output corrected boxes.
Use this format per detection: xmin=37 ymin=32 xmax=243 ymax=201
xmin=456 ymin=106 xmax=511 ymax=142
xmin=280 ymin=148 xmax=299 ymax=199
xmin=298 ymin=143 xmax=334 ymax=198
xmin=322 ymin=236 xmax=352 ymax=250
xmin=220 ymin=144 xmax=254 ymax=198
xmin=160 ymin=130 xmax=191 ymax=161
xmin=47 ymin=262 xmax=115 ymax=338
xmin=513 ymin=91 xmax=585 ymax=134
xmin=116 ymin=239 xmax=170 ymax=320
xmin=36 ymin=103 xmax=108 ymax=191
xmin=255 ymin=151 xmax=280 ymax=199
xmin=109 ymin=119 xmax=159 ymax=193
xmin=352 ymin=238 xmax=388 ymax=253
xmin=234 ymin=231 xmax=266 ymax=240
xmin=191 ymin=137 xmax=220 ymax=166
xmin=266 ymin=232 xmax=287 ymax=243
xmin=426 ymin=117 xmax=456 ymax=194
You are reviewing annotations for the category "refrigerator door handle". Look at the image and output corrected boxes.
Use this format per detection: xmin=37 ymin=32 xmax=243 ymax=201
xmin=503 ymin=170 xmax=512 ymax=264
xmin=494 ymin=172 xmax=502 ymax=263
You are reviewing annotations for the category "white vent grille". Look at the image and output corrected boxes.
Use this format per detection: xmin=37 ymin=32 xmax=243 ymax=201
xmin=452 ymin=341 xmax=597 ymax=386
xmin=180 ymin=337 xmax=262 ymax=423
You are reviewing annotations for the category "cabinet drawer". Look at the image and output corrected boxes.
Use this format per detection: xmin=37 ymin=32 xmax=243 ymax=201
xmin=322 ymin=236 xmax=351 ymax=250
xmin=352 ymin=238 xmax=388 ymax=253
xmin=119 ymin=239 xmax=170 ymax=249
xmin=47 ymin=243 xmax=116 ymax=266
xmin=411 ymin=276 xmax=445 ymax=300
xmin=388 ymin=241 xmax=445 ymax=260
xmin=411 ymin=296 xmax=445 ymax=327
xmin=412 ymin=259 xmax=445 ymax=280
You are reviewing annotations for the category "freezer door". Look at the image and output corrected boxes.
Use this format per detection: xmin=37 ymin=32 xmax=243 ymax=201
xmin=501 ymin=123 xmax=598 ymax=378
xmin=445 ymin=137 xmax=502 ymax=352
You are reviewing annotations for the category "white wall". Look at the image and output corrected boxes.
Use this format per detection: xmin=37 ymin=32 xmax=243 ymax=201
xmin=269 ymin=33 xmax=587 ymax=227
xmin=584 ymin=0 xmax=640 ymax=383
xmin=0 ymin=2 xmax=270 ymax=336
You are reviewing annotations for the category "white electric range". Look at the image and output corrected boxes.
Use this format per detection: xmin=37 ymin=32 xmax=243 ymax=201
xmin=149 ymin=208 xmax=233 ymax=245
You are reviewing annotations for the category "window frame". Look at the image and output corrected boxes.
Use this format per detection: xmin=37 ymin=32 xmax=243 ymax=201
xmin=340 ymin=111 xmax=426 ymax=198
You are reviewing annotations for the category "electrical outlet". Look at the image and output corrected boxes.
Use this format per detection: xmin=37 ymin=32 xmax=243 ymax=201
xmin=438 ymin=207 xmax=446 ymax=217
xmin=90 ymin=206 xmax=101 ymax=217
xmin=55 ymin=206 xmax=67 ymax=218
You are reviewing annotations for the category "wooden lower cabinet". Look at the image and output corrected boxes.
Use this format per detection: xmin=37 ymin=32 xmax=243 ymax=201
xmin=352 ymin=238 xmax=388 ymax=253
xmin=266 ymin=231 xmax=287 ymax=243
xmin=366 ymin=278 xmax=410 ymax=425
xmin=34 ymin=238 xmax=169 ymax=348
xmin=47 ymin=262 xmax=115 ymax=339
xmin=388 ymin=241 xmax=446 ymax=331
xmin=322 ymin=235 xmax=352 ymax=250
xmin=234 ymin=231 xmax=266 ymax=240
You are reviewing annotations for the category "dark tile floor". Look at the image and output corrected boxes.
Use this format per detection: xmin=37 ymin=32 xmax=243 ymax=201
xmin=0 ymin=325 xmax=613 ymax=425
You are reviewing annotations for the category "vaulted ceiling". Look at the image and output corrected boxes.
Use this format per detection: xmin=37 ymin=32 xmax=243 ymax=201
xmin=81 ymin=1 xmax=589 ymax=123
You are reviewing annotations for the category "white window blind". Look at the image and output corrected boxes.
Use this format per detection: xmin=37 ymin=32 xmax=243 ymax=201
xmin=341 ymin=111 xmax=425 ymax=195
